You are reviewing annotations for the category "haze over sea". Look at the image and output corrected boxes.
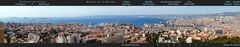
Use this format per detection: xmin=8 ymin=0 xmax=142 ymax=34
xmin=0 ymin=16 xmax=168 ymax=27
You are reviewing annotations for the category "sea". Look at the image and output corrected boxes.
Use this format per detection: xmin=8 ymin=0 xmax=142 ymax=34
xmin=0 ymin=16 xmax=168 ymax=27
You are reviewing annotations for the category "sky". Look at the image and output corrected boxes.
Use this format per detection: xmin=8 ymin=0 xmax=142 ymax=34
xmin=0 ymin=6 xmax=240 ymax=17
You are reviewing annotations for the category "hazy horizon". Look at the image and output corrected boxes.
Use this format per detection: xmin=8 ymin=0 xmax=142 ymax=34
xmin=0 ymin=6 xmax=240 ymax=17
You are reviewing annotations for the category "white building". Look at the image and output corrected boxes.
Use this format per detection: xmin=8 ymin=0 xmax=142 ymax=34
xmin=185 ymin=37 xmax=192 ymax=43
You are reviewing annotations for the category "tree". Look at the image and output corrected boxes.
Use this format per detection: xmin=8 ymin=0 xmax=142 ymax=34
xmin=146 ymin=33 xmax=159 ymax=43
xmin=0 ymin=22 xmax=4 ymax=43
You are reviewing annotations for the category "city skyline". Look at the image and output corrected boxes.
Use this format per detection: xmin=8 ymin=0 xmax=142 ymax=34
xmin=0 ymin=6 xmax=240 ymax=17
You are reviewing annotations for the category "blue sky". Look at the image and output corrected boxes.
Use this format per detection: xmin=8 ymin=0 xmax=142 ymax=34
xmin=0 ymin=6 xmax=240 ymax=17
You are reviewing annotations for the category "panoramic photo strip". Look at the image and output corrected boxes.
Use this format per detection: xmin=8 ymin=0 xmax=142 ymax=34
xmin=0 ymin=6 xmax=240 ymax=43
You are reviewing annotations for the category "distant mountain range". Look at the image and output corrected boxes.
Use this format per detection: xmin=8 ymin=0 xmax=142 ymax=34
xmin=217 ymin=12 xmax=240 ymax=16
xmin=1 ymin=12 xmax=240 ymax=18
xmin=85 ymin=12 xmax=240 ymax=17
